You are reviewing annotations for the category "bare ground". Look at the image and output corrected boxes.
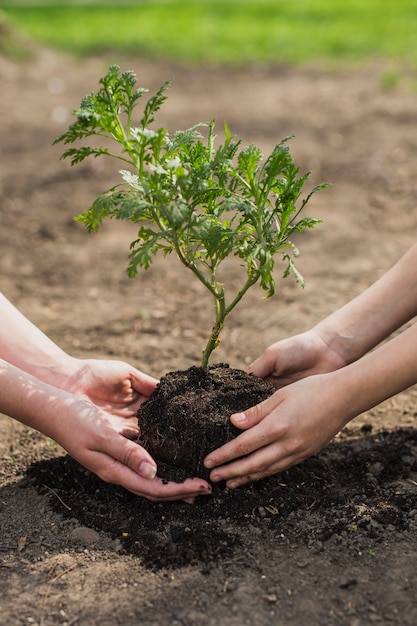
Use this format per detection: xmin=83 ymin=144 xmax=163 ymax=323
xmin=1 ymin=47 xmax=417 ymax=626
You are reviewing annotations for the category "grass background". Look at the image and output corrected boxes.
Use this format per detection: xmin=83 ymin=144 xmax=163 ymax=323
xmin=1 ymin=0 xmax=417 ymax=67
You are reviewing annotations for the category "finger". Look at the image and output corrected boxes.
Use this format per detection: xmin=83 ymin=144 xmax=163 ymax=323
xmin=204 ymin=395 xmax=281 ymax=470
xmin=110 ymin=415 xmax=140 ymax=440
xmin=205 ymin=420 xmax=273 ymax=471
xmin=247 ymin=343 xmax=284 ymax=379
xmin=248 ymin=362 xmax=290 ymax=391
xmin=96 ymin=432 xmax=158 ymax=480
xmin=224 ymin=449 xmax=305 ymax=489
xmin=212 ymin=441 xmax=303 ymax=488
xmin=209 ymin=441 xmax=282 ymax=484
xmin=230 ymin=394 xmax=276 ymax=430
xmin=246 ymin=355 xmax=273 ymax=379
xmin=130 ymin=370 xmax=158 ymax=398
xmin=93 ymin=434 xmax=213 ymax=501
xmin=101 ymin=459 xmax=212 ymax=501
xmin=129 ymin=477 xmax=212 ymax=502
xmin=120 ymin=424 xmax=140 ymax=440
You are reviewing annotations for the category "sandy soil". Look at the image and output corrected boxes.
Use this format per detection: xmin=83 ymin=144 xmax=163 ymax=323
xmin=1 ymin=46 xmax=417 ymax=626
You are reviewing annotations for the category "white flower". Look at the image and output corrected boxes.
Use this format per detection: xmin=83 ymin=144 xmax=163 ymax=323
xmin=165 ymin=156 xmax=182 ymax=169
xmin=119 ymin=169 xmax=143 ymax=191
xmin=131 ymin=127 xmax=157 ymax=141
xmin=149 ymin=163 xmax=167 ymax=175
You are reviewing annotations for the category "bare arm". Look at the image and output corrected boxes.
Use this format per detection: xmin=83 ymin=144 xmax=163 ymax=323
xmin=314 ymin=242 xmax=417 ymax=365
xmin=0 ymin=292 xmax=92 ymax=387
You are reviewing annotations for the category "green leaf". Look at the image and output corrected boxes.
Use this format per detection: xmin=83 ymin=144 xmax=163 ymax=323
xmin=74 ymin=189 xmax=122 ymax=232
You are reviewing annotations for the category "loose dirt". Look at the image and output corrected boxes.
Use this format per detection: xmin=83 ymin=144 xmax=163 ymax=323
xmin=1 ymin=46 xmax=417 ymax=626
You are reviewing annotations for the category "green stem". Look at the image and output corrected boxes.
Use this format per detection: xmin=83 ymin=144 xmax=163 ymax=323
xmin=201 ymin=270 xmax=260 ymax=367
xmin=201 ymin=288 xmax=226 ymax=368
xmin=172 ymin=239 xmax=220 ymax=300
xmin=225 ymin=271 xmax=259 ymax=317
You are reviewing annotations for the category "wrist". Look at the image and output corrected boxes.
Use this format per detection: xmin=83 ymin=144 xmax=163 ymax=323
xmin=304 ymin=326 xmax=351 ymax=372
xmin=313 ymin=320 xmax=367 ymax=367
xmin=28 ymin=354 xmax=84 ymax=392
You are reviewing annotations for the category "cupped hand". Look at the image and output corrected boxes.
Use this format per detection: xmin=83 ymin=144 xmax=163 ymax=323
xmin=204 ymin=370 xmax=351 ymax=489
xmin=51 ymin=396 xmax=212 ymax=502
xmin=64 ymin=358 xmax=158 ymax=417
xmin=248 ymin=330 xmax=347 ymax=390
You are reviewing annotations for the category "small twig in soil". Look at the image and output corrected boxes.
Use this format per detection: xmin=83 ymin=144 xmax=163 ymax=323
xmin=40 ymin=562 xmax=77 ymax=626
xmin=42 ymin=484 xmax=72 ymax=510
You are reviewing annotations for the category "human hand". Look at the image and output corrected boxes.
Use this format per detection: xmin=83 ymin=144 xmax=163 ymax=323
xmin=55 ymin=359 xmax=214 ymax=500
xmin=247 ymin=329 xmax=347 ymax=390
xmin=50 ymin=395 xmax=212 ymax=502
xmin=204 ymin=370 xmax=351 ymax=488
xmin=62 ymin=358 xmax=158 ymax=418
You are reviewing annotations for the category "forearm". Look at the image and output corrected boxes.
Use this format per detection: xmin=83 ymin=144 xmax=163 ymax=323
xmin=315 ymin=243 xmax=417 ymax=364
xmin=0 ymin=357 xmax=77 ymax=438
xmin=332 ymin=321 xmax=417 ymax=422
xmin=0 ymin=292 xmax=76 ymax=384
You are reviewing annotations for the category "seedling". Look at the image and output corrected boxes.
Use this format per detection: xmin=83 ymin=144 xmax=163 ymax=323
xmin=55 ymin=65 xmax=327 ymax=367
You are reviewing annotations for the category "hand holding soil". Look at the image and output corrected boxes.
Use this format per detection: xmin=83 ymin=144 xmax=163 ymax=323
xmin=0 ymin=293 xmax=212 ymax=501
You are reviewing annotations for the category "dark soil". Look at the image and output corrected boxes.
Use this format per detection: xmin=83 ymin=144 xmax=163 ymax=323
xmin=1 ymin=46 xmax=417 ymax=626
xmin=24 ymin=426 xmax=417 ymax=573
xmin=138 ymin=363 xmax=275 ymax=480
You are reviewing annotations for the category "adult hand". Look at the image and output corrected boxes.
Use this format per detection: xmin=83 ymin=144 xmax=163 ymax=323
xmin=205 ymin=370 xmax=350 ymax=488
xmin=50 ymin=394 xmax=212 ymax=502
xmin=62 ymin=358 xmax=158 ymax=417
xmin=247 ymin=330 xmax=347 ymax=390
xmin=1 ymin=357 xmax=212 ymax=502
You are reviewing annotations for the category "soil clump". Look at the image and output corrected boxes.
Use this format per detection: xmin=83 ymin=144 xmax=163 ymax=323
xmin=138 ymin=363 xmax=275 ymax=480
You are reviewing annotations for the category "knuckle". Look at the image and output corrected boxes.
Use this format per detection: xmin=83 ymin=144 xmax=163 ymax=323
xmin=118 ymin=443 xmax=138 ymax=469
xmin=245 ymin=401 xmax=265 ymax=425
xmin=249 ymin=460 xmax=266 ymax=475
xmin=235 ymin=439 xmax=253 ymax=457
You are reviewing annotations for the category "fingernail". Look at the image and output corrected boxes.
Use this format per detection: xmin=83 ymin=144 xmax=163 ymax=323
xmin=228 ymin=481 xmax=239 ymax=490
xmin=233 ymin=412 xmax=246 ymax=424
xmin=205 ymin=458 xmax=214 ymax=469
xmin=139 ymin=460 xmax=157 ymax=480
xmin=210 ymin=473 xmax=222 ymax=483
xmin=183 ymin=498 xmax=195 ymax=505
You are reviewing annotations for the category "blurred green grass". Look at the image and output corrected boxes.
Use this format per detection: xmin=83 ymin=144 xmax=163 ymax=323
xmin=2 ymin=1 xmax=417 ymax=67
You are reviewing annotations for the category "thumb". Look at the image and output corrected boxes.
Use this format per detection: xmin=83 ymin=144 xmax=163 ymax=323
xmin=111 ymin=435 xmax=158 ymax=480
xmin=130 ymin=370 xmax=158 ymax=397
xmin=230 ymin=395 xmax=272 ymax=430
xmin=247 ymin=346 xmax=282 ymax=380
xmin=246 ymin=355 xmax=271 ymax=379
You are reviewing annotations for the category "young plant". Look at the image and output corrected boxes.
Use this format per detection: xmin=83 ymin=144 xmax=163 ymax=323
xmin=55 ymin=65 xmax=327 ymax=367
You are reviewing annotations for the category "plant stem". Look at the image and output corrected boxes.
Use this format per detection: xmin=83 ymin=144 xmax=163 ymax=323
xmin=201 ymin=271 xmax=260 ymax=367
xmin=201 ymin=290 xmax=226 ymax=368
